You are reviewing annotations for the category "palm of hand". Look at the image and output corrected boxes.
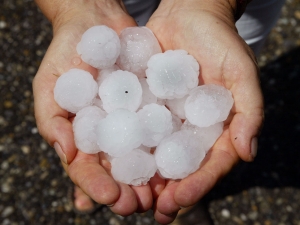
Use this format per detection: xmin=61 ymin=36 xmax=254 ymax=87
xmin=146 ymin=7 xmax=264 ymax=224
xmin=33 ymin=13 xmax=161 ymax=215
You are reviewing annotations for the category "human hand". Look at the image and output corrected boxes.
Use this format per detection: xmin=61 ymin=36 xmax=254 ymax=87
xmin=33 ymin=0 xmax=163 ymax=215
xmin=146 ymin=0 xmax=264 ymax=223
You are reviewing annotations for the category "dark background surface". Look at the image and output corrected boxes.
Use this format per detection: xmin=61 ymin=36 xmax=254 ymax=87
xmin=0 ymin=0 xmax=300 ymax=224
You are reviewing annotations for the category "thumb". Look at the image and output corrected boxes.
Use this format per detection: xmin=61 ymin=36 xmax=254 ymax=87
xmin=229 ymin=63 xmax=264 ymax=162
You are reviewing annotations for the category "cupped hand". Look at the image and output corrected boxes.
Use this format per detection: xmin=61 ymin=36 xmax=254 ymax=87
xmin=33 ymin=0 xmax=161 ymax=215
xmin=146 ymin=0 xmax=264 ymax=223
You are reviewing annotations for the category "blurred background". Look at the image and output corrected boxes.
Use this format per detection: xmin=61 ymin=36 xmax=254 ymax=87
xmin=0 ymin=0 xmax=300 ymax=224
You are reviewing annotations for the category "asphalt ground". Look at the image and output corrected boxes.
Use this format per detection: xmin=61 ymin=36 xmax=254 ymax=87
xmin=1 ymin=0 xmax=300 ymax=224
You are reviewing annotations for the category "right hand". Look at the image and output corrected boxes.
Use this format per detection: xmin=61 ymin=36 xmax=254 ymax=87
xmin=33 ymin=0 xmax=165 ymax=215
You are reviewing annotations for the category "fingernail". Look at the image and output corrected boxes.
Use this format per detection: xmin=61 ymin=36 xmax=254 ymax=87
xmin=54 ymin=142 xmax=67 ymax=164
xmin=250 ymin=137 xmax=258 ymax=160
xmin=106 ymin=204 xmax=114 ymax=207
xmin=179 ymin=206 xmax=186 ymax=209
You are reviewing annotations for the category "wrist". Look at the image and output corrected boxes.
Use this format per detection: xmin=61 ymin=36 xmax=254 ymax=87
xmin=159 ymin=0 xmax=237 ymax=25
xmin=35 ymin=0 xmax=133 ymax=34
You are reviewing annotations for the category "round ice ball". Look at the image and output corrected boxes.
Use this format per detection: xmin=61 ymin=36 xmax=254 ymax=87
xmin=73 ymin=106 xmax=107 ymax=154
xmin=54 ymin=68 xmax=98 ymax=113
xmin=154 ymin=130 xmax=206 ymax=179
xmin=111 ymin=149 xmax=157 ymax=186
xmin=99 ymin=70 xmax=142 ymax=113
xmin=137 ymin=103 xmax=173 ymax=147
xmin=76 ymin=25 xmax=121 ymax=69
xmin=95 ymin=109 xmax=145 ymax=157
xmin=181 ymin=120 xmax=224 ymax=153
xmin=117 ymin=26 xmax=162 ymax=78
xmin=146 ymin=50 xmax=199 ymax=99
xmin=184 ymin=84 xmax=234 ymax=127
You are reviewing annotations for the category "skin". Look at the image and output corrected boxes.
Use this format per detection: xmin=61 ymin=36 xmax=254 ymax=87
xmin=146 ymin=1 xmax=263 ymax=223
xmin=33 ymin=0 xmax=264 ymax=224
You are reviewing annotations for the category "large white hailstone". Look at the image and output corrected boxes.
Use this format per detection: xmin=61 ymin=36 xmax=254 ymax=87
xmin=117 ymin=26 xmax=162 ymax=78
xmin=54 ymin=68 xmax=98 ymax=113
xmin=95 ymin=109 xmax=145 ymax=157
xmin=137 ymin=104 xmax=173 ymax=147
xmin=96 ymin=64 xmax=120 ymax=87
xmin=181 ymin=120 xmax=224 ymax=153
xmin=73 ymin=106 xmax=106 ymax=154
xmin=184 ymin=84 xmax=234 ymax=127
xmin=166 ymin=95 xmax=188 ymax=119
xmin=99 ymin=70 xmax=142 ymax=113
xmin=111 ymin=149 xmax=157 ymax=186
xmin=146 ymin=50 xmax=199 ymax=99
xmin=171 ymin=113 xmax=182 ymax=133
xmin=139 ymin=78 xmax=157 ymax=108
xmin=76 ymin=25 xmax=121 ymax=69
xmin=154 ymin=130 xmax=206 ymax=179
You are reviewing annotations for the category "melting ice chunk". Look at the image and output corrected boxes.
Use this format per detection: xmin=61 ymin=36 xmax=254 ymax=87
xmin=137 ymin=104 xmax=173 ymax=147
xmin=181 ymin=120 xmax=224 ymax=153
xmin=76 ymin=25 xmax=121 ymax=69
xmin=111 ymin=149 xmax=157 ymax=186
xmin=95 ymin=109 xmax=145 ymax=157
xmin=98 ymin=70 xmax=142 ymax=113
xmin=117 ymin=26 xmax=162 ymax=78
xmin=184 ymin=84 xmax=234 ymax=127
xmin=54 ymin=68 xmax=98 ymax=113
xmin=73 ymin=106 xmax=107 ymax=154
xmin=146 ymin=50 xmax=199 ymax=99
xmin=154 ymin=130 xmax=206 ymax=179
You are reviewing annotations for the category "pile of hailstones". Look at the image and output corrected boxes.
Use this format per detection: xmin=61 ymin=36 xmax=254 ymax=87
xmin=54 ymin=25 xmax=234 ymax=186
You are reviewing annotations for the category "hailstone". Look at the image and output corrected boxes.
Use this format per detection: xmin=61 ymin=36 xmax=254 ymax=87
xmin=98 ymin=70 xmax=142 ymax=113
xmin=146 ymin=50 xmax=199 ymax=99
xmin=111 ymin=149 xmax=157 ymax=186
xmin=154 ymin=130 xmax=206 ymax=179
xmin=76 ymin=25 xmax=121 ymax=69
xmin=54 ymin=68 xmax=98 ymax=113
xmin=95 ymin=109 xmax=145 ymax=157
xmin=117 ymin=26 xmax=162 ymax=78
xmin=184 ymin=84 xmax=234 ymax=127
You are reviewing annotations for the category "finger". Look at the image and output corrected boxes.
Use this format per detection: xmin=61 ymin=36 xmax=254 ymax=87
xmin=33 ymin=72 xmax=77 ymax=164
xmin=66 ymin=151 xmax=120 ymax=205
xmin=131 ymin=184 xmax=153 ymax=213
xmin=174 ymin=128 xmax=239 ymax=207
xmin=109 ymin=182 xmax=138 ymax=216
xmin=156 ymin=181 xmax=181 ymax=215
xmin=153 ymin=200 xmax=178 ymax=225
xmin=149 ymin=172 xmax=166 ymax=199
xmin=33 ymin=33 xmax=98 ymax=164
xmin=225 ymin=53 xmax=264 ymax=161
